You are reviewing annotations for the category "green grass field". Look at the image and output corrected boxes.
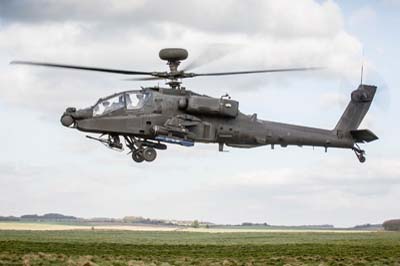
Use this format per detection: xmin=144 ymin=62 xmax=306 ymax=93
xmin=1 ymin=229 xmax=400 ymax=265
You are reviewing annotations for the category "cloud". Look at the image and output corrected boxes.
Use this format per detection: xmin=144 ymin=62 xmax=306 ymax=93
xmin=1 ymin=0 xmax=343 ymax=38
xmin=319 ymin=91 xmax=348 ymax=109
xmin=0 ymin=0 xmax=364 ymax=113
xmin=212 ymin=157 xmax=400 ymax=196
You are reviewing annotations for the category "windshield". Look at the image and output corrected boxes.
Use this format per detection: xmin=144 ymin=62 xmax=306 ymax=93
xmin=93 ymin=91 xmax=150 ymax=117
xmin=126 ymin=91 xmax=149 ymax=110
xmin=93 ymin=94 xmax=125 ymax=117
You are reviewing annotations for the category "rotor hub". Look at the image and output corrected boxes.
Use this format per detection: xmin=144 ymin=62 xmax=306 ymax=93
xmin=158 ymin=48 xmax=189 ymax=89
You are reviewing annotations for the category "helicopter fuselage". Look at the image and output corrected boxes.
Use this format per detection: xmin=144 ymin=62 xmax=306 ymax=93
xmin=60 ymin=85 xmax=377 ymax=163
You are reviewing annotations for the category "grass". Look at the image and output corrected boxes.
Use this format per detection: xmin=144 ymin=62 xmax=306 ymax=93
xmin=0 ymin=229 xmax=399 ymax=265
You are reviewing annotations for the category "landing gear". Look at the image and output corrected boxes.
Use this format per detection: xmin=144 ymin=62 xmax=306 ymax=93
xmin=132 ymin=150 xmax=144 ymax=163
xmin=143 ymin=147 xmax=157 ymax=162
xmin=131 ymin=147 xmax=157 ymax=162
xmin=124 ymin=136 xmax=164 ymax=163
xmin=353 ymin=144 xmax=366 ymax=163
xmin=87 ymin=134 xmax=165 ymax=163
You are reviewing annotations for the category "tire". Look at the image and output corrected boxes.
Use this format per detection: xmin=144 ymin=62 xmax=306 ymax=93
xmin=143 ymin=147 xmax=157 ymax=162
xmin=132 ymin=150 xmax=144 ymax=163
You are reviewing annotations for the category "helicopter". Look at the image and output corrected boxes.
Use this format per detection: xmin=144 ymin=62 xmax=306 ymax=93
xmin=11 ymin=48 xmax=378 ymax=163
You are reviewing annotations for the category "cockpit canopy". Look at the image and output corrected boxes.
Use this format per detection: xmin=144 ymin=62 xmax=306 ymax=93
xmin=93 ymin=91 xmax=150 ymax=117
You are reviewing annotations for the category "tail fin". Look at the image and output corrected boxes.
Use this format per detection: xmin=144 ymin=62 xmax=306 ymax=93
xmin=335 ymin=84 xmax=377 ymax=131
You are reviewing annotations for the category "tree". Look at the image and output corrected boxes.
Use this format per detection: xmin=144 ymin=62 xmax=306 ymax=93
xmin=383 ymin=219 xmax=400 ymax=231
xmin=191 ymin=220 xmax=200 ymax=228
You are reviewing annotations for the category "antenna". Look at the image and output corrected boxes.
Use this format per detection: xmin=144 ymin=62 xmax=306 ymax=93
xmin=360 ymin=63 xmax=364 ymax=85
xmin=360 ymin=49 xmax=364 ymax=85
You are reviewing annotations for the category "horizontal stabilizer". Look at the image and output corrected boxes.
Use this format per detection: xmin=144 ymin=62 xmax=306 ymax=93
xmin=350 ymin=129 xmax=378 ymax=143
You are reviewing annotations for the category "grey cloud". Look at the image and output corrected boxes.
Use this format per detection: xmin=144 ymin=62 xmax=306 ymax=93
xmin=0 ymin=0 xmax=343 ymax=38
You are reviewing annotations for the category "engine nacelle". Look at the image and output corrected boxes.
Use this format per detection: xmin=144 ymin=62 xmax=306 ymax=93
xmin=185 ymin=96 xmax=238 ymax=118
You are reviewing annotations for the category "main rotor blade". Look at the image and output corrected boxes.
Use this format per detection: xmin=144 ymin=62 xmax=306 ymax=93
xmin=192 ymin=67 xmax=322 ymax=77
xmin=124 ymin=77 xmax=164 ymax=81
xmin=183 ymin=44 xmax=239 ymax=72
xmin=10 ymin=61 xmax=154 ymax=76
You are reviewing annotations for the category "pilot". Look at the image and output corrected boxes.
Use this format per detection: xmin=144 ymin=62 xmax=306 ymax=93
xmin=126 ymin=94 xmax=132 ymax=106
xmin=126 ymin=93 xmax=145 ymax=109
xmin=136 ymin=94 xmax=144 ymax=106
xmin=116 ymin=95 xmax=124 ymax=108
xmin=100 ymin=100 xmax=110 ymax=114
xmin=104 ymin=96 xmax=125 ymax=113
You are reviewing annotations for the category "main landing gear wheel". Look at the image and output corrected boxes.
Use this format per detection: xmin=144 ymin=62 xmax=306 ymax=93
xmin=143 ymin=147 xmax=157 ymax=162
xmin=132 ymin=150 xmax=144 ymax=163
xmin=124 ymin=136 xmax=162 ymax=163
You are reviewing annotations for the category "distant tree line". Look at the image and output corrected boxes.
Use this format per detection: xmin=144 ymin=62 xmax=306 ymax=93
xmin=383 ymin=219 xmax=400 ymax=231
xmin=241 ymin=222 xmax=269 ymax=226
xmin=122 ymin=216 xmax=174 ymax=226
xmin=0 ymin=216 xmax=20 ymax=221
xmin=0 ymin=213 xmax=78 ymax=222
xmin=21 ymin=213 xmax=77 ymax=220
xmin=0 ymin=213 xmax=198 ymax=227
xmin=352 ymin=223 xmax=382 ymax=230
xmin=226 ymin=223 xmax=334 ymax=229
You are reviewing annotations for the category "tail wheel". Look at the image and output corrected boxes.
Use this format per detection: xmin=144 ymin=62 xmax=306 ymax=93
xmin=132 ymin=150 xmax=144 ymax=163
xmin=143 ymin=147 xmax=157 ymax=162
xmin=353 ymin=145 xmax=366 ymax=163
xmin=358 ymin=154 xmax=366 ymax=163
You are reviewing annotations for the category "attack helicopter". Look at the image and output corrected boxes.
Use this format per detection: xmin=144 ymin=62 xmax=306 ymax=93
xmin=11 ymin=48 xmax=378 ymax=163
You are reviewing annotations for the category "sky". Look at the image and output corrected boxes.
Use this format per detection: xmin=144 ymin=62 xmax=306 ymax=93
xmin=0 ymin=0 xmax=399 ymax=227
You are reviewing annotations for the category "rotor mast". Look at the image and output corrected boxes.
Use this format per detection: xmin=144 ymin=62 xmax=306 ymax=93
xmin=159 ymin=48 xmax=188 ymax=89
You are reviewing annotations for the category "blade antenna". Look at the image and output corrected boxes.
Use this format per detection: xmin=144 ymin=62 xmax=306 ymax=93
xmin=360 ymin=64 xmax=364 ymax=85
xmin=360 ymin=49 xmax=364 ymax=85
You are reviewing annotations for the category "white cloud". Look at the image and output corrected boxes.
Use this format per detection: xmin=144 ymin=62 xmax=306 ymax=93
xmin=319 ymin=91 xmax=348 ymax=109
xmin=0 ymin=0 xmax=365 ymax=112
xmin=213 ymin=157 xmax=400 ymax=196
